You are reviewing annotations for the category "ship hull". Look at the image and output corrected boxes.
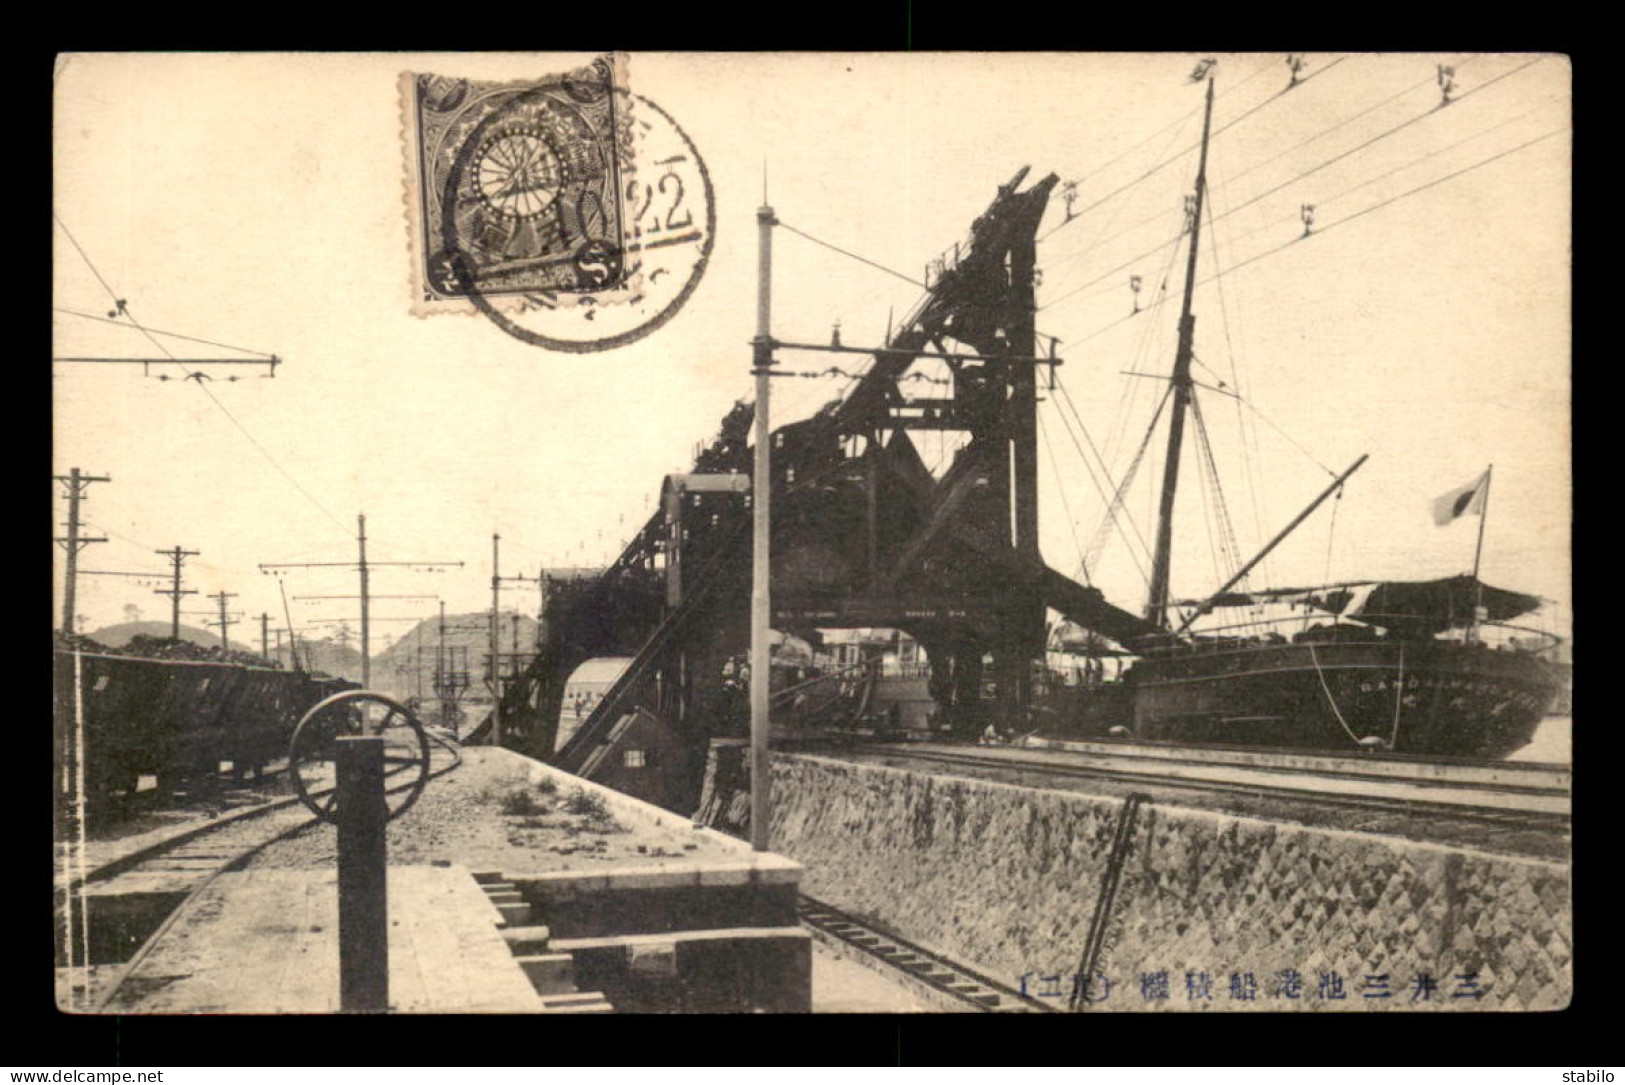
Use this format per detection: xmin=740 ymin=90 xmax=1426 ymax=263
xmin=1052 ymin=639 xmax=1561 ymax=760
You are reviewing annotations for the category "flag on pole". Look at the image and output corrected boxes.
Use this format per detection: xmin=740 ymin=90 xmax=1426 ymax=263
xmin=1432 ymin=469 xmax=1490 ymax=526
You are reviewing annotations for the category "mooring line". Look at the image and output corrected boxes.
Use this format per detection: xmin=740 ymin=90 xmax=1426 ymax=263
xmin=1070 ymin=791 xmax=1150 ymax=1011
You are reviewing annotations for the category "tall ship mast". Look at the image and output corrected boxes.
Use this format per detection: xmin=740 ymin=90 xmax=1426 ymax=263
xmin=1144 ymin=76 xmax=1214 ymax=632
xmin=1047 ymin=71 xmax=1562 ymax=759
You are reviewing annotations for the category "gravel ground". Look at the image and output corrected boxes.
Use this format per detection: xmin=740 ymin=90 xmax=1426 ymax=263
xmin=246 ymin=747 xmax=743 ymax=874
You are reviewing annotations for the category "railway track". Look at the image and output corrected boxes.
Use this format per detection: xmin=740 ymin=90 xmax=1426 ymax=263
xmin=1016 ymin=733 xmax=1570 ymax=791
xmin=797 ymin=894 xmax=1056 ymax=1013
xmin=55 ymin=734 xmax=463 ymax=1012
xmin=844 ymin=741 xmax=1570 ymax=832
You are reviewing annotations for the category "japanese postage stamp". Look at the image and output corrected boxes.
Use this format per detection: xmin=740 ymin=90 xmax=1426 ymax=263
xmin=402 ymin=53 xmax=715 ymax=353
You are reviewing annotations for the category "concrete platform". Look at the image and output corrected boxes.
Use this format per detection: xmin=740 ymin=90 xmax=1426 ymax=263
xmin=103 ymin=865 xmax=542 ymax=1013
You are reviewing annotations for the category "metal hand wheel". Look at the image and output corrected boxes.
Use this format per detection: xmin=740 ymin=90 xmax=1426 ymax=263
xmin=288 ymin=690 xmax=431 ymax=824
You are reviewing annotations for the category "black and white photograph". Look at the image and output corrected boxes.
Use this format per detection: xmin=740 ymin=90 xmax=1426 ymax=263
xmin=51 ymin=51 xmax=1571 ymax=1017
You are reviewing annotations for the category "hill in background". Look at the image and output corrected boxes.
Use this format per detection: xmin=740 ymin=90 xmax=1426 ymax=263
xmin=295 ymin=638 xmax=366 ymax=683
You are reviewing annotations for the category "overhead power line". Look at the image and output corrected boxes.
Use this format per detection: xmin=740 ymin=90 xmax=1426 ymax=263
xmin=1040 ymin=54 xmax=1352 ymax=245
xmin=777 ymin=221 xmax=925 ymax=288
xmin=53 ymin=213 xmax=351 ymax=537
xmin=1039 ymin=56 xmax=1550 ymax=318
xmin=1202 ymin=55 xmax=1547 ymax=237
xmin=1200 ymin=126 xmax=1566 ymax=286
xmin=1053 ymin=122 xmax=1563 ymax=355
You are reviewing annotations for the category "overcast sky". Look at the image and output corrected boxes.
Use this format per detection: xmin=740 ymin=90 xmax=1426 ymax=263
xmin=53 ymin=52 xmax=1570 ymax=651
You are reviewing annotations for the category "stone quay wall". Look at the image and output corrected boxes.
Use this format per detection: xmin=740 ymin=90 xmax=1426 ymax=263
xmin=766 ymin=753 xmax=1570 ymax=1012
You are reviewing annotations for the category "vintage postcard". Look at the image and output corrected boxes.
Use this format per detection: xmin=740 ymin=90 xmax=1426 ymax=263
xmin=53 ymin=52 xmax=1571 ymax=1015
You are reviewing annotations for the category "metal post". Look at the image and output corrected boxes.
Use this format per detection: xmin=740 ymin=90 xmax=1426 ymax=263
xmin=55 ymin=468 xmax=109 ymax=635
xmin=358 ymin=514 xmax=371 ymax=688
xmin=750 ymin=201 xmax=776 ymax=852
xmin=335 ymin=736 xmax=388 ymax=1012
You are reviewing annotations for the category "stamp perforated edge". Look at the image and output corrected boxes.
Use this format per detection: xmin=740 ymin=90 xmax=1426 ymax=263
xmin=401 ymin=53 xmax=638 ymax=320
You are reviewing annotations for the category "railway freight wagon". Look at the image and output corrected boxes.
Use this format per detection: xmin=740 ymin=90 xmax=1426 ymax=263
xmin=52 ymin=650 xmax=354 ymax=804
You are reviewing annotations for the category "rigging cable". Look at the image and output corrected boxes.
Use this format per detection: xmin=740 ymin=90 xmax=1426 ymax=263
xmin=1037 ymin=410 xmax=1092 ymax=584
xmin=1319 ymin=487 xmax=1345 ymax=587
xmin=1219 ymin=64 xmax=1460 ymax=191
xmin=1043 ymin=392 xmax=1151 ymax=587
xmin=1218 ymin=96 xmax=1562 ymax=257
xmin=1098 ymin=210 xmax=1187 ymax=478
xmin=1042 ymin=392 xmax=1119 ymax=549
xmin=1191 ymin=397 xmax=1225 ymax=592
xmin=1189 ymin=390 xmax=1244 ymax=588
xmin=80 ymin=520 xmax=258 ymax=581
xmin=1041 ymin=87 xmax=1209 ymax=299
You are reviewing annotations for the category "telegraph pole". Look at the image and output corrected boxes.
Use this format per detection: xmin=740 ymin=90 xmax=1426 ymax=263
xmin=54 ymin=468 xmax=110 ymax=635
xmin=155 ymin=547 xmax=200 ymax=640
xmin=210 ymin=591 xmax=238 ymax=651
xmin=1145 ymin=75 xmax=1216 ymax=629
xmin=260 ymin=516 xmax=460 ymax=688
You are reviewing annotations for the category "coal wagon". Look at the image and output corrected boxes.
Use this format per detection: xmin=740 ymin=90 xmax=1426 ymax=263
xmin=53 ymin=649 xmax=355 ymax=805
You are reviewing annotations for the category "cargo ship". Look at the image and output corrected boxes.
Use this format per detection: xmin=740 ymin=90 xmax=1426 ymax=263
xmin=1045 ymin=77 xmax=1564 ymax=759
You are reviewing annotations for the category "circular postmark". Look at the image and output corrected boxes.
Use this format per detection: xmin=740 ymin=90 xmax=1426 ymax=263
xmin=435 ymin=80 xmax=714 ymax=353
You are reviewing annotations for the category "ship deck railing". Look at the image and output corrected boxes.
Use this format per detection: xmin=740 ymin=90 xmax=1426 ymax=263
xmin=1125 ymin=614 xmax=1563 ymax=657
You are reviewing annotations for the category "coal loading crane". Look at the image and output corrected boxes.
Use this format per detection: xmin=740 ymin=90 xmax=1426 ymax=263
xmin=481 ymin=168 xmax=1158 ymax=812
